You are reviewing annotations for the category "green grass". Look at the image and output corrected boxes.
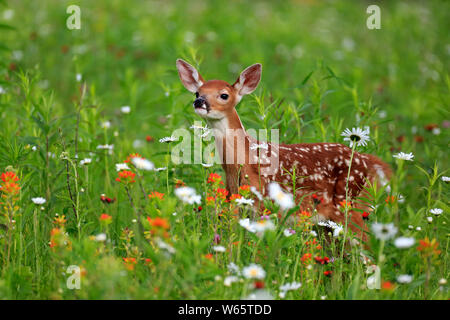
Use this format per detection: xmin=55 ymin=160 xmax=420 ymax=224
xmin=0 ymin=0 xmax=448 ymax=299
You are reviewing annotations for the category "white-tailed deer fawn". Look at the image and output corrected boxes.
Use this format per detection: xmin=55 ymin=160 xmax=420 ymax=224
xmin=176 ymin=59 xmax=391 ymax=241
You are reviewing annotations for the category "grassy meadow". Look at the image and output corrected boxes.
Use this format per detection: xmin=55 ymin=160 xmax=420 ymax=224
xmin=0 ymin=0 xmax=448 ymax=299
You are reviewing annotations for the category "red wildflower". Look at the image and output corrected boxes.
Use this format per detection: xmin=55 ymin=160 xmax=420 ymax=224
xmin=124 ymin=153 xmax=144 ymax=163
xmin=148 ymin=191 xmax=164 ymax=200
xmin=99 ymin=213 xmax=112 ymax=224
xmin=123 ymin=257 xmax=137 ymax=271
xmin=174 ymin=179 xmax=185 ymax=188
xmin=145 ymin=135 xmax=154 ymax=142
xmin=206 ymin=196 xmax=216 ymax=206
xmin=312 ymin=193 xmax=323 ymax=205
xmin=229 ymin=193 xmax=242 ymax=201
xmin=381 ymin=281 xmax=395 ymax=291
xmin=100 ymin=194 xmax=116 ymax=204
xmin=216 ymin=188 xmax=229 ymax=200
xmin=301 ymin=253 xmax=312 ymax=264
xmin=0 ymin=182 xmax=21 ymax=195
xmin=323 ymin=270 xmax=333 ymax=277
xmin=314 ymin=256 xmax=330 ymax=265
xmin=207 ymin=173 xmax=223 ymax=185
xmin=362 ymin=212 xmax=370 ymax=220
xmin=204 ymin=253 xmax=214 ymax=260
xmin=254 ymin=281 xmax=265 ymax=289
xmin=424 ymin=123 xmax=438 ymax=131
xmin=147 ymin=217 xmax=170 ymax=230
xmin=339 ymin=200 xmax=352 ymax=209
xmin=417 ymin=237 xmax=441 ymax=258
xmin=1 ymin=172 xmax=19 ymax=183
xmin=115 ymin=170 xmax=136 ymax=184
xmin=385 ymin=195 xmax=396 ymax=204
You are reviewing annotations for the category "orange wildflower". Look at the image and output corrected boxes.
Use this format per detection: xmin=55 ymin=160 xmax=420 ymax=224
xmin=216 ymin=188 xmax=229 ymax=200
xmin=207 ymin=173 xmax=223 ymax=185
xmin=148 ymin=191 xmax=164 ymax=200
xmin=1 ymin=172 xmax=19 ymax=183
xmin=301 ymin=253 xmax=312 ymax=264
xmin=381 ymin=281 xmax=395 ymax=291
xmin=385 ymin=195 xmax=396 ymax=204
xmin=229 ymin=193 xmax=242 ymax=201
xmin=99 ymin=213 xmax=112 ymax=224
xmin=124 ymin=153 xmax=144 ymax=163
xmin=174 ymin=179 xmax=185 ymax=188
xmin=417 ymin=237 xmax=441 ymax=257
xmin=147 ymin=217 xmax=170 ymax=230
xmin=204 ymin=253 xmax=214 ymax=260
xmin=339 ymin=200 xmax=352 ymax=209
xmin=115 ymin=170 xmax=136 ymax=184
xmin=123 ymin=257 xmax=137 ymax=271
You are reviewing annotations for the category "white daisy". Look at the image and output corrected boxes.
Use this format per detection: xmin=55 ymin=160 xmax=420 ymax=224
xmin=159 ymin=136 xmax=178 ymax=143
xmin=76 ymin=73 xmax=82 ymax=82
xmin=235 ymin=197 xmax=254 ymax=206
xmin=430 ymin=208 xmax=443 ymax=216
xmin=441 ymin=176 xmax=450 ymax=182
xmin=96 ymin=144 xmax=114 ymax=151
xmin=156 ymin=238 xmax=176 ymax=254
xmin=393 ymin=152 xmax=414 ymax=161
xmin=154 ymin=167 xmax=167 ymax=172
xmin=252 ymin=219 xmax=275 ymax=234
xmin=341 ymin=127 xmax=370 ymax=148
xmin=239 ymin=218 xmax=256 ymax=233
xmin=120 ymin=106 xmax=131 ymax=114
xmin=317 ymin=220 xmax=344 ymax=237
xmin=131 ymin=157 xmax=154 ymax=171
xmin=132 ymin=139 xmax=143 ymax=149
xmin=227 ymin=263 xmax=240 ymax=275
xmin=283 ymin=228 xmax=296 ymax=237
xmin=426 ymin=216 xmax=433 ymax=223
xmin=190 ymin=123 xmax=211 ymax=138
xmin=394 ymin=237 xmax=415 ymax=249
xmin=268 ymin=182 xmax=294 ymax=210
xmin=280 ymin=282 xmax=301 ymax=293
xmin=371 ymin=223 xmax=398 ymax=240
xmin=242 ymin=264 xmax=266 ymax=279
xmin=397 ymin=274 xmax=413 ymax=284
xmin=243 ymin=289 xmax=273 ymax=300
xmin=115 ymin=163 xmax=130 ymax=171
xmin=80 ymin=158 xmax=92 ymax=166
xmin=95 ymin=233 xmax=107 ymax=242
xmin=250 ymin=186 xmax=263 ymax=201
xmin=31 ymin=197 xmax=46 ymax=205
xmin=224 ymin=276 xmax=239 ymax=287
xmin=213 ymin=246 xmax=226 ymax=253
xmin=174 ymin=186 xmax=201 ymax=205
xmin=100 ymin=121 xmax=111 ymax=129
xmin=201 ymin=163 xmax=214 ymax=168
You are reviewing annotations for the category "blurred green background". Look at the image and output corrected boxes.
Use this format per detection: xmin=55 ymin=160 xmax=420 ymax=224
xmin=0 ymin=0 xmax=448 ymax=300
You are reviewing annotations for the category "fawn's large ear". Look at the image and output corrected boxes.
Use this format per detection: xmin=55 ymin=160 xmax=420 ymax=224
xmin=233 ymin=63 xmax=262 ymax=96
xmin=176 ymin=59 xmax=205 ymax=93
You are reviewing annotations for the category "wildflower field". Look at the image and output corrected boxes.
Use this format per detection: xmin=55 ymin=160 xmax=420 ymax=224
xmin=0 ymin=0 xmax=448 ymax=300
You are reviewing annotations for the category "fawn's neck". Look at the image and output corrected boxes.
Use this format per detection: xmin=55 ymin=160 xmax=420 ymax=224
xmin=207 ymin=109 xmax=252 ymax=191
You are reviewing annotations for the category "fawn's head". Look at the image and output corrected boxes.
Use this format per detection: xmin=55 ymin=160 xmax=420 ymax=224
xmin=176 ymin=59 xmax=262 ymax=120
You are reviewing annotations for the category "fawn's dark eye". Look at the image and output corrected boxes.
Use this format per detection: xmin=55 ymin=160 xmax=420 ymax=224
xmin=195 ymin=92 xmax=199 ymax=98
xmin=220 ymin=93 xmax=229 ymax=100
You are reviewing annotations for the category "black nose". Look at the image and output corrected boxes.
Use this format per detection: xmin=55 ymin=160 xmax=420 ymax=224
xmin=193 ymin=97 xmax=206 ymax=108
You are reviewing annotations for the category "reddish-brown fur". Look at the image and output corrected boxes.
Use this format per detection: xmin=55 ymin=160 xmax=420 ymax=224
xmin=176 ymin=59 xmax=391 ymax=242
